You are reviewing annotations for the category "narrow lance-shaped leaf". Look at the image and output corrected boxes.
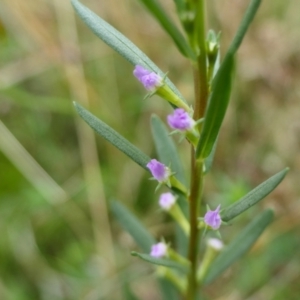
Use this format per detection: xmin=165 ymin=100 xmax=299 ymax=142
xmin=151 ymin=115 xmax=186 ymax=184
xmin=196 ymin=0 xmax=262 ymax=159
xmin=71 ymin=0 xmax=186 ymax=103
xmin=110 ymin=200 xmax=155 ymax=252
xmin=136 ymin=0 xmax=195 ymax=60
xmin=203 ymin=209 xmax=274 ymax=285
xmin=131 ymin=252 xmax=189 ymax=273
xmin=221 ymin=168 xmax=289 ymax=222
xmin=196 ymin=55 xmax=234 ymax=159
xmin=74 ymin=102 xmax=150 ymax=170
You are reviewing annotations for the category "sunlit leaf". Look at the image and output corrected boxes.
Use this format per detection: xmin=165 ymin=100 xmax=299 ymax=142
xmin=71 ymin=0 xmax=186 ymax=103
xmin=74 ymin=102 xmax=150 ymax=170
xmin=221 ymin=168 xmax=289 ymax=221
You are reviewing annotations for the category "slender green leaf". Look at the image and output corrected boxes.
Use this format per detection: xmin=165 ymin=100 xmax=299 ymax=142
xmin=74 ymin=102 xmax=150 ymax=170
xmin=221 ymin=168 xmax=289 ymax=222
xmin=151 ymin=115 xmax=186 ymax=184
xmin=203 ymin=137 xmax=218 ymax=174
xmin=204 ymin=209 xmax=274 ymax=285
xmin=196 ymin=0 xmax=262 ymax=159
xmin=110 ymin=200 xmax=155 ymax=252
xmin=136 ymin=0 xmax=195 ymax=59
xmin=196 ymin=55 xmax=234 ymax=159
xmin=131 ymin=252 xmax=189 ymax=273
xmin=71 ymin=0 xmax=186 ymax=103
xmin=227 ymin=0 xmax=262 ymax=57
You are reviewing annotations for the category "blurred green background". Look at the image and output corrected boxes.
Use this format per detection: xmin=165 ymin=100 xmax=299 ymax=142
xmin=0 ymin=0 xmax=299 ymax=299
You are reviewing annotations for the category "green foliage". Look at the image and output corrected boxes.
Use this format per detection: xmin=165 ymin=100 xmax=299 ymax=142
xmin=221 ymin=168 xmax=289 ymax=221
xmin=131 ymin=252 xmax=189 ymax=273
xmin=71 ymin=0 xmax=187 ymax=103
xmin=151 ymin=115 xmax=186 ymax=184
xmin=204 ymin=209 xmax=274 ymax=285
xmin=74 ymin=102 xmax=150 ymax=171
xmin=110 ymin=200 xmax=155 ymax=252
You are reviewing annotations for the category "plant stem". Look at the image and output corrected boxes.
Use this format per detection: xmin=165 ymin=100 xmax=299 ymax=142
xmin=186 ymin=156 xmax=203 ymax=299
xmin=185 ymin=1 xmax=208 ymax=299
xmin=194 ymin=0 xmax=208 ymax=121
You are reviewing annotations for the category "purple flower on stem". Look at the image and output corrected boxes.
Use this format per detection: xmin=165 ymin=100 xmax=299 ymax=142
xmin=133 ymin=65 xmax=162 ymax=91
xmin=167 ymin=108 xmax=194 ymax=131
xmin=204 ymin=205 xmax=222 ymax=230
xmin=147 ymin=159 xmax=170 ymax=182
xmin=159 ymin=192 xmax=176 ymax=210
xmin=150 ymin=242 xmax=167 ymax=258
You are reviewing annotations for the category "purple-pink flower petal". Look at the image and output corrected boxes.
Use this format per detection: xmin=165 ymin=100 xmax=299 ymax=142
xmin=167 ymin=108 xmax=194 ymax=131
xmin=147 ymin=159 xmax=169 ymax=182
xmin=204 ymin=205 xmax=221 ymax=230
xmin=159 ymin=192 xmax=176 ymax=210
xmin=133 ymin=65 xmax=162 ymax=91
xmin=150 ymin=242 xmax=167 ymax=258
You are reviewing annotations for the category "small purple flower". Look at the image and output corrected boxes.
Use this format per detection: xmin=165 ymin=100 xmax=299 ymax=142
xmin=159 ymin=192 xmax=176 ymax=210
xmin=147 ymin=159 xmax=170 ymax=182
xmin=204 ymin=205 xmax=222 ymax=230
xmin=133 ymin=65 xmax=162 ymax=91
xmin=167 ymin=108 xmax=194 ymax=131
xmin=150 ymin=242 xmax=167 ymax=258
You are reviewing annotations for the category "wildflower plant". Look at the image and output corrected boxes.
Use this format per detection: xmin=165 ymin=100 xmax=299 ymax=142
xmin=71 ymin=0 xmax=289 ymax=299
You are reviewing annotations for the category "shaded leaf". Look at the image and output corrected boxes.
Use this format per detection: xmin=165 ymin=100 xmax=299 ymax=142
xmin=151 ymin=115 xmax=186 ymax=184
xmin=71 ymin=0 xmax=186 ymax=103
xmin=74 ymin=102 xmax=150 ymax=170
xmin=136 ymin=0 xmax=195 ymax=59
xmin=203 ymin=209 xmax=274 ymax=285
xmin=221 ymin=168 xmax=289 ymax=222
xmin=110 ymin=200 xmax=155 ymax=252
xmin=131 ymin=252 xmax=189 ymax=273
xmin=158 ymin=278 xmax=180 ymax=300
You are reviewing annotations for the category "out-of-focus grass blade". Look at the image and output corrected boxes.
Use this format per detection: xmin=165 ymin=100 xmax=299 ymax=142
xmin=221 ymin=168 xmax=289 ymax=222
xmin=151 ymin=115 xmax=186 ymax=184
xmin=74 ymin=102 xmax=150 ymax=170
xmin=203 ymin=209 xmax=274 ymax=285
xmin=158 ymin=278 xmax=180 ymax=300
xmin=196 ymin=55 xmax=234 ymax=159
xmin=71 ymin=0 xmax=186 ymax=103
xmin=110 ymin=200 xmax=155 ymax=252
xmin=196 ymin=0 xmax=262 ymax=159
xmin=131 ymin=252 xmax=189 ymax=273
xmin=136 ymin=0 xmax=195 ymax=60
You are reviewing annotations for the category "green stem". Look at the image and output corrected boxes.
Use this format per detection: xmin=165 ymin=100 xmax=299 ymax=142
xmin=185 ymin=1 xmax=208 ymax=299
xmin=186 ymin=156 xmax=203 ymax=299
xmin=194 ymin=0 xmax=208 ymax=121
